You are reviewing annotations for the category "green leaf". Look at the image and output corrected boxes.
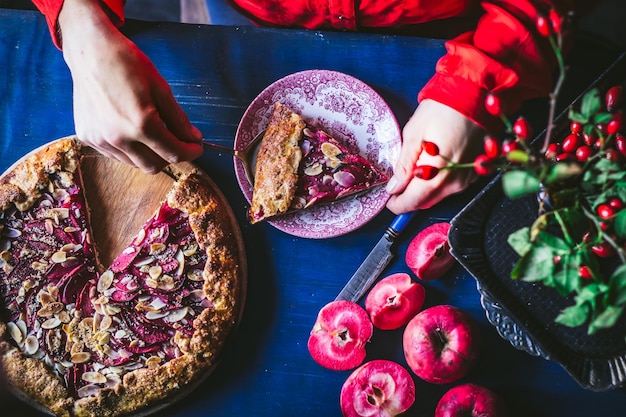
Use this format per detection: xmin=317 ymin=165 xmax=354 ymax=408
xmin=534 ymin=230 xmax=571 ymax=253
xmin=592 ymin=112 xmax=613 ymax=124
xmin=585 ymin=158 xmax=623 ymax=187
xmin=552 ymin=254 xmax=581 ymax=295
xmin=502 ymin=171 xmax=541 ymax=199
xmin=568 ymin=108 xmax=587 ymax=123
xmin=516 ymin=245 xmax=556 ymax=283
xmin=580 ymin=88 xmax=601 ymax=119
xmin=544 ymin=162 xmax=582 ymax=186
xmin=555 ymin=303 xmax=589 ymax=328
xmin=614 ymin=210 xmax=626 ymax=240
xmin=505 ymin=149 xmax=530 ymax=164
xmin=575 ymin=283 xmax=609 ymax=312
xmin=589 ymin=305 xmax=623 ymax=334
xmin=507 ymin=227 xmax=532 ymax=256
xmin=610 ymin=265 xmax=626 ymax=305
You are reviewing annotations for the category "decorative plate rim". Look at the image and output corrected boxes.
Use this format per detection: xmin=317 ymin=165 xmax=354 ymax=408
xmin=234 ymin=69 xmax=401 ymax=239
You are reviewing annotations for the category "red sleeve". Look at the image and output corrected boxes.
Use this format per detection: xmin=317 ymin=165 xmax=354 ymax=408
xmin=228 ymin=0 xmax=474 ymax=31
xmin=419 ymin=1 xmax=576 ymax=133
xmin=31 ymin=0 xmax=125 ymax=49
xmin=230 ymin=0 xmax=576 ymax=133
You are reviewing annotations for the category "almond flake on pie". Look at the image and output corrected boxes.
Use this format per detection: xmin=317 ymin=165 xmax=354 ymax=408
xmin=0 ymin=138 xmax=244 ymax=417
xmin=248 ymin=102 xmax=389 ymax=224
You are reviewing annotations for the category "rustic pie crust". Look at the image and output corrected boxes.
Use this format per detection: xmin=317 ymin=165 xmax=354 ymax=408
xmin=0 ymin=138 xmax=246 ymax=416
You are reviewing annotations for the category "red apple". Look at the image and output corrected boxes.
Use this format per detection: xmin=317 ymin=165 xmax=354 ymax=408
xmin=402 ymin=305 xmax=479 ymax=384
xmin=435 ymin=383 xmax=508 ymax=417
xmin=340 ymin=359 xmax=415 ymax=417
xmin=365 ymin=273 xmax=425 ymax=330
xmin=405 ymin=222 xmax=456 ymax=280
xmin=307 ymin=300 xmax=373 ymax=371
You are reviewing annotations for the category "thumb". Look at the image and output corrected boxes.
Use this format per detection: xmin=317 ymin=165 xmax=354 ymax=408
xmin=385 ymin=159 xmax=414 ymax=195
xmin=386 ymin=138 xmax=423 ymax=195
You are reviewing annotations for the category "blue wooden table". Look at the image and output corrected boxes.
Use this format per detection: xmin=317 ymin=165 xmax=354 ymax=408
xmin=1 ymin=8 xmax=626 ymax=416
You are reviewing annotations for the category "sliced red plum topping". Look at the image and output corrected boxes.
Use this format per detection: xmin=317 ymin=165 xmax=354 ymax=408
xmin=293 ymin=126 xmax=388 ymax=209
xmin=0 ymin=176 xmax=209 ymax=399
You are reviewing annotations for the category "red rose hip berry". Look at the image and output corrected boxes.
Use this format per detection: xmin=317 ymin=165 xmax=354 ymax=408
xmin=616 ymin=134 xmax=626 ymax=156
xmin=569 ymin=120 xmax=582 ymax=134
xmin=608 ymin=119 xmax=622 ymax=135
xmin=422 ymin=141 xmax=440 ymax=156
xmin=561 ymin=133 xmax=581 ymax=153
xmin=484 ymin=93 xmax=502 ymax=116
xmin=609 ymin=198 xmax=624 ymax=210
xmin=575 ymin=145 xmax=593 ymax=162
xmin=483 ymin=136 xmax=500 ymax=158
xmin=365 ymin=273 xmax=426 ymax=330
xmin=473 ymin=155 xmax=494 ymax=176
xmin=512 ymin=117 xmax=531 ymax=140
xmin=413 ymin=165 xmax=439 ymax=180
xmin=536 ymin=14 xmax=552 ymax=36
xmin=501 ymin=140 xmax=519 ymax=154
xmin=597 ymin=204 xmax=615 ymax=219
xmin=606 ymin=85 xmax=623 ymax=110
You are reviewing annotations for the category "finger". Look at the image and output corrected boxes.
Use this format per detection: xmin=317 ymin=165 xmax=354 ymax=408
xmin=152 ymin=78 xmax=202 ymax=143
xmin=386 ymin=178 xmax=439 ymax=213
xmin=123 ymin=140 xmax=171 ymax=174
xmin=83 ymin=127 xmax=171 ymax=174
xmin=77 ymin=134 xmax=138 ymax=168
xmin=138 ymin=107 xmax=204 ymax=167
xmin=386 ymin=140 xmax=423 ymax=195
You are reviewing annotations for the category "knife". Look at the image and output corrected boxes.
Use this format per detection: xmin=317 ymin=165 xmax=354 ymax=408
xmin=335 ymin=211 xmax=417 ymax=302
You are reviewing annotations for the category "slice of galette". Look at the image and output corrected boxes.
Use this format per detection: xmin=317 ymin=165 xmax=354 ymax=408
xmin=248 ymin=102 xmax=389 ymax=224
xmin=0 ymin=138 xmax=245 ymax=417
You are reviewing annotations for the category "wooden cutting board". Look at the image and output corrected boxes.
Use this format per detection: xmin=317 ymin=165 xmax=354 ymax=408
xmin=80 ymin=153 xmax=196 ymax=267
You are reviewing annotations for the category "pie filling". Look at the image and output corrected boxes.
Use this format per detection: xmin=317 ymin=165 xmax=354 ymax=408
xmin=293 ymin=125 xmax=388 ymax=210
xmin=0 ymin=161 xmax=211 ymax=401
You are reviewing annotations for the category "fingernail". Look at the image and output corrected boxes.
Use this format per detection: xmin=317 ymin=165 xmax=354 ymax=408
xmin=386 ymin=176 xmax=398 ymax=193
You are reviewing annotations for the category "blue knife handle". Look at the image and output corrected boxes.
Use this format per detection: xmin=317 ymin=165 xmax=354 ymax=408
xmin=389 ymin=211 xmax=417 ymax=234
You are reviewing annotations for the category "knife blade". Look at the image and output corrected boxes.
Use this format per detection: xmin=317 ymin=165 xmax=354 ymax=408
xmin=335 ymin=211 xmax=416 ymax=302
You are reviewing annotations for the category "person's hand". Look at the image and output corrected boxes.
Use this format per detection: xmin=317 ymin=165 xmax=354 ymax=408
xmin=385 ymin=99 xmax=485 ymax=214
xmin=58 ymin=0 xmax=203 ymax=173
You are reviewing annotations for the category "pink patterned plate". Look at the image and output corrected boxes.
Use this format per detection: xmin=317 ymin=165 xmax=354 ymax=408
xmin=234 ymin=69 xmax=401 ymax=239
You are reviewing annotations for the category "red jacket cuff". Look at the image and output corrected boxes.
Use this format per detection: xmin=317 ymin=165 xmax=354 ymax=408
xmin=419 ymin=72 xmax=505 ymax=134
xmin=32 ymin=0 xmax=125 ymax=49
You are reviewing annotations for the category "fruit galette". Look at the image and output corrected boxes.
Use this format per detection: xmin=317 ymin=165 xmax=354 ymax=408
xmin=0 ymin=138 xmax=245 ymax=417
xmin=248 ymin=102 xmax=389 ymax=224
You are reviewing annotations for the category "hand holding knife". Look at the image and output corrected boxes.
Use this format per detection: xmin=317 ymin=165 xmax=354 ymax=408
xmin=335 ymin=211 xmax=416 ymax=302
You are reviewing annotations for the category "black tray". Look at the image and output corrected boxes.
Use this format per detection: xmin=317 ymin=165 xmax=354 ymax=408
xmin=448 ymin=53 xmax=626 ymax=392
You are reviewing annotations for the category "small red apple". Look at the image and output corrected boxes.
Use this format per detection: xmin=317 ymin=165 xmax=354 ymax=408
xmin=435 ymin=383 xmax=508 ymax=417
xmin=340 ymin=359 xmax=415 ymax=417
xmin=405 ymin=222 xmax=456 ymax=280
xmin=365 ymin=273 xmax=425 ymax=330
xmin=307 ymin=300 xmax=373 ymax=371
xmin=402 ymin=304 xmax=479 ymax=384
